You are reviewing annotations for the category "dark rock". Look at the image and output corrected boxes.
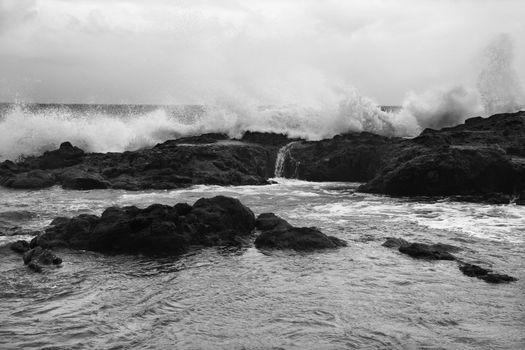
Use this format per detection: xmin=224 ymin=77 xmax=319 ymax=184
xmin=254 ymin=213 xmax=347 ymax=251
xmin=459 ymin=262 xmax=490 ymax=277
xmin=480 ymin=273 xmax=518 ymax=284
xmin=2 ymin=170 xmax=55 ymax=189
xmin=255 ymin=226 xmax=347 ymax=251
xmin=23 ymin=246 xmax=62 ymax=272
xmin=60 ymin=169 xmax=108 ymax=190
xmin=458 ymin=263 xmax=517 ymax=284
xmin=171 ymin=133 xmax=229 ymax=144
xmin=29 ymin=196 xmax=256 ymax=255
xmin=360 ymin=111 xmax=525 ymax=202
xmin=38 ymin=142 xmax=85 ymax=169
xmin=185 ymin=196 xmax=256 ymax=246
xmin=240 ymin=131 xmax=299 ymax=147
xmin=255 ymin=213 xmax=293 ymax=231
xmin=10 ymin=240 xmax=30 ymax=253
xmin=382 ymin=237 xmax=410 ymax=248
xmin=1 ymin=136 xmax=275 ymax=191
xmin=398 ymin=243 xmax=456 ymax=260
xmin=282 ymin=132 xmax=397 ymax=181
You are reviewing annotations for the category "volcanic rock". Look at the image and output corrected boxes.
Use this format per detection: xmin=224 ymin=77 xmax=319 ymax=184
xmin=23 ymin=246 xmax=62 ymax=272
xmin=398 ymin=242 xmax=456 ymax=260
xmin=254 ymin=213 xmax=347 ymax=251
xmin=458 ymin=262 xmax=517 ymax=284
xmin=30 ymin=196 xmax=255 ymax=255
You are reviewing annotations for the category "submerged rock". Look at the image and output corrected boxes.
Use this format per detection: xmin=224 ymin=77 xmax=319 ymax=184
xmin=398 ymin=243 xmax=456 ymax=260
xmin=10 ymin=240 xmax=30 ymax=253
xmin=23 ymin=247 xmax=62 ymax=272
xmin=459 ymin=263 xmax=517 ymax=284
xmin=382 ymin=237 xmax=410 ymax=248
xmin=254 ymin=213 xmax=347 ymax=251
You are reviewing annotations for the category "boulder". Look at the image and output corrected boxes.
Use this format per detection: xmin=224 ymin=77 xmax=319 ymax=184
xmin=59 ymin=169 xmax=108 ymax=190
xmin=30 ymin=196 xmax=256 ymax=255
xmin=255 ymin=213 xmax=292 ymax=231
xmin=398 ymin=243 xmax=456 ymax=260
xmin=185 ymin=196 xmax=256 ymax=246
xmin=382 ymin=237 xmax=410 ymax=248
xmin=254 ymin=213 xmax=347 ymax=251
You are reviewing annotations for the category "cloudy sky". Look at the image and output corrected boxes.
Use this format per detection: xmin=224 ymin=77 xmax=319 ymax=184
xmin=0 ymin=0 xmax=524 ymax=105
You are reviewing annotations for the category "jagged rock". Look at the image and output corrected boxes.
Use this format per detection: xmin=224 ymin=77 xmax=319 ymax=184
xmin=23 ymin=247 xmax=62 ymax=272
xmin=360 ymin=111 xmax=525 ymax=202
xmin=60 ymin=169 xmax=108 ymax=190
xmin=382 ymin=237 xmax=410 ymax=248
xmin=240 ymin=131 xmax=298 ymax=147
xmin=37 ymin=142 xmax=85 ymax=169
xmin=398 ymin=243 xmax=456 ymax=260
xmin=255 ymin=213 xmax=292 ymax=231
xmin=254 ymin=213 xmax=347 ymax=251
xmin=30 ymin=196 xmax=255 ymax=255
xmin=0 ymin=137 xmax=274 ymax=190
xmin=282 ymin=132 xmax=397 ymax=181
xmin=10 ymin=240 xmax=30 ymax=253
xmin=2 ymin=170 xmax=55 ymax=189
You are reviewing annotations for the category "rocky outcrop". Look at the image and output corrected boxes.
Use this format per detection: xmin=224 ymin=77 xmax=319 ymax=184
xmin=254 ymin=213 xmax=347 ymax=251
xmin=360 ymin=111 xmax=525 ymax=202
xmin=383 ymin=238 xmax=517 ymax=284
xmin=30 ymin=196 xmax=256 ymax=255
xmin=22 ymin=246 xmax=62 ymax=272
xmin=277 ymin=132 xmax=398 ymax=181
xmin=458 ymin=263 xmax=518 ymax=284
xmin=0 ymin=134 xmax=281 ymax=190
xmin=398 ymin=242 xmax=456 ymax=260
xmin=10 ymin=240 xmax=30 ymax=253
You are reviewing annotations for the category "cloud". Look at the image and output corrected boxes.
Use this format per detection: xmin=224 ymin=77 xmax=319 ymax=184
xmin=0 ymin=0 xmax=524 ymax=105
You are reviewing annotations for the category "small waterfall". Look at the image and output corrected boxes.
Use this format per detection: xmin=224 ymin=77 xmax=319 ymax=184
xmin=274 ymin=141 xmax=299 ymax=178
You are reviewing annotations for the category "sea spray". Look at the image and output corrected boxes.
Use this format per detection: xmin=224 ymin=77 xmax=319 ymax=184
xmin=477 ymin=33 xmax=524 ymax=115
xmin=1 ymin=33 xmax=523 ymax=162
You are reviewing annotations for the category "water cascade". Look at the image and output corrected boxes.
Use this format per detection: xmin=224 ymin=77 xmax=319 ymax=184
xmin=274 ymin=141 xmax=300 ymax=178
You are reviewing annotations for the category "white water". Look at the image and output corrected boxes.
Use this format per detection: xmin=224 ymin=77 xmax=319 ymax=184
xmin=274 ymin=141 xmax=300 ymax=178
xmin=0 ymin=35 xmax=523 ymax=162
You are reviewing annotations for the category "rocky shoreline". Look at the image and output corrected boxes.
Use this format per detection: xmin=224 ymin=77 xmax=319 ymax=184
xmin=7 ymin=195 xmax=516 ymax=285
xmin=1 ymin=111 xmax=524 ymax=204
xmin=8 ymin=196 xmax=348 ymax=271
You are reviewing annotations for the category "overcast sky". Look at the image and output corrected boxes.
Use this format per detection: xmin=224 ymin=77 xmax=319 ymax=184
xmin=0 ymin=0 xmax=524 ymax=105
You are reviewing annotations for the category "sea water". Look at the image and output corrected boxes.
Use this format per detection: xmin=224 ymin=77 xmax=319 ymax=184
xmin=0 ymin=180 xmax=524 ymax=349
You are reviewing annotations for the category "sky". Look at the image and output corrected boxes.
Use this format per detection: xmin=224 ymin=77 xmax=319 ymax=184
xmin=0 ymin=0 xmax=524 ymax=105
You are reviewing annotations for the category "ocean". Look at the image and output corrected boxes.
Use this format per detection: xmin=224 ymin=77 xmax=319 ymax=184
xmin=0 ymin=104 xmax=524 ymax=349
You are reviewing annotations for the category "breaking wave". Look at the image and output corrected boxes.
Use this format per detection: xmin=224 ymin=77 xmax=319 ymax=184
xmin=0 ymin=34 xmax=522 ymax=161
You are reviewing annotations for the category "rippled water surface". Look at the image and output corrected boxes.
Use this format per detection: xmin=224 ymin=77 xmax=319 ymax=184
xmin=1 ymin=180 xmax=524 ymax=349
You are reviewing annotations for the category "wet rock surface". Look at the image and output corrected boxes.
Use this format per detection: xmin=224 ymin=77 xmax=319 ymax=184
xmin=458 ymin=263 xmax=518 ymax=284
xmin=359 ymin=111 xmax=525 ymax=202
xmin=398 ymin=242 xmax=457 ymax=260
xmin=0 ymin=134 xmax=279 ymax=190
xmin=30 ymin=196 xmax=256 ymax=255
xmin=254 ymin=213 xmax=347 ymax=251
xmin=1 ymin=112 xmax=524 ymax=205
xmin=279 ymin=132 xmax=398 ymax=182
xmin=383 ymin=238 xmax=518 ymax=284
xmin=22 ymin=246 xmax=62 ymax=273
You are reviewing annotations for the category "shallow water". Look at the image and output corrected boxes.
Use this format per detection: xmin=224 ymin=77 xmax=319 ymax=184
xmin=1 ymin=180 xmax=524 ymax=349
